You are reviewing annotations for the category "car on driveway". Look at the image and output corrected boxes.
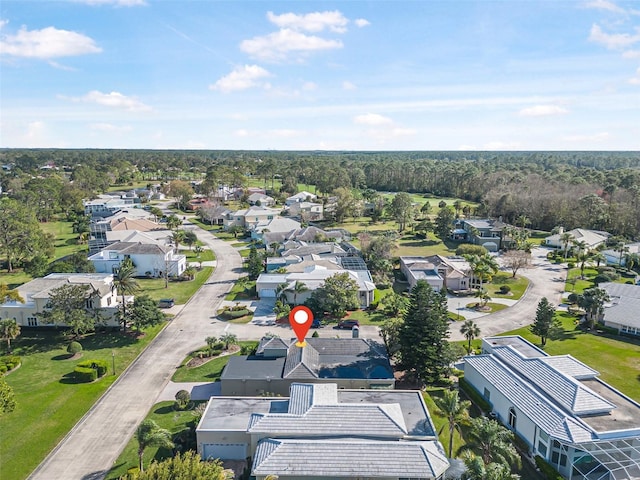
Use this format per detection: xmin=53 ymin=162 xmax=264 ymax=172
xmin=335 ymin=320 xmax=359 ymax=329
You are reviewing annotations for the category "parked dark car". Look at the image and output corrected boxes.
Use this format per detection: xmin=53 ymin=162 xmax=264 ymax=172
xmin=335 ymin=320 xmax=359 ymax=329
xmin=311 ymin=319 xmax=322 ymax=328
xmin=158 ymin=298 xmax=175 ymax=308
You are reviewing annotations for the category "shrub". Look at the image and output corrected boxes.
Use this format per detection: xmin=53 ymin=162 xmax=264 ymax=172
xmin=312 ymin=330 xmax=320 ymax=338
xmin=567 ymin=262 xmax=575 ymax=268
xmin=534 ymin=456 xmax=564 ymax=480
xmin=77 ymin=359 xmax=109 ymax=377
xmin=0 ymin=355 xmax=21 ymax=372
xmin=67 ymin=341 xmax=83 ymax=355
xmin=459 ymin=377 xmax=491 ymax=412
xmin=567 ymin=293 xmax=578 ymax=304
xmin=0 ymin=366 xmax=6 ymax=374
xmin=594 ymin=273 xmax=613 ymax=284
xmin=456 ymin=244 xmax=488 ymax=256
xmin=220 ymin=308 xmax=250 ymax=319
xmin=240 ymin=342 xmax=258 ymax=355
xmin=498 ymin=285 xmax=511 ymax=294
xmin=74 ymin=366 xmax=97 ymax=382
xmin=174 ymin=389 xmax=191 ymax=410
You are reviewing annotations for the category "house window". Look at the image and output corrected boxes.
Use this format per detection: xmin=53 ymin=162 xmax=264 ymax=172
xmin=107 ymin=297 xmax=111 ymax=306
xmin=85 ymin=299 xmax=94 ymax=309
xmin=508 ymin=407 xmax=517 ymax=429
xmin=483 ymin=388 xmax=491 ymax=401
xmin=27 ymin=317 xmax=38 ymax=326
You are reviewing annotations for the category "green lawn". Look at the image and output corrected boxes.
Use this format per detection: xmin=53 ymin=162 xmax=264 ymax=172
xmin=136 ymin=267 xmax=213 ymax=304
xmin=0 ymin=325 xmax=166 ymax=480
xmin=105 ymin=400 xmax=202 ymax=479
xmin=224 ymin=279 xmax=256 ymax=301
xmin=463 ymin=302 xmax=509 ymax=314
xmin=489 ymin=272 xmax=529 ymax=300
xmin=396 ymin=235 xmax=456 ymax=257
xmin=183 ymin=248 xmax=215 ymax=262
xmin=565 ymin=267 xmax=599 ymax=293
xmin=500 ymin=312 xmax=640 ymax=402
xmin=171 ymin=341 xmax=258 ymax=382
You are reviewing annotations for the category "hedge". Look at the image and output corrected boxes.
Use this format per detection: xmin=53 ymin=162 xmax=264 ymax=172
xmin=77 ymin=359 xmax=109 ymax=377
xmin=0 ymin=355 xmax=21 ymax=373
xmin=74 ymin=366 xmax=98 ymax=383
xmin=220 ymin=308 xmax=250 ymax=319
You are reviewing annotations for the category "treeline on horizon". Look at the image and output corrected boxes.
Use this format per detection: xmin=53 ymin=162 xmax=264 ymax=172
xmin=1 ymin=148 xmax=639 ymax=239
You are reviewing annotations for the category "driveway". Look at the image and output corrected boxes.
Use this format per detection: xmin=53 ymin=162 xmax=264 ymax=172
xmin=448 ymin=247 xmax=567 ymax=341
xmin=29 ymin=222 xmax=244 ymax=480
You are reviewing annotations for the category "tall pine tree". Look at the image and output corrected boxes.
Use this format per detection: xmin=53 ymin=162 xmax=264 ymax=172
xmin=530 ymin=297 xmax=559 ymax=346
xmin=399 ymin=281 xmax=451 ymax=385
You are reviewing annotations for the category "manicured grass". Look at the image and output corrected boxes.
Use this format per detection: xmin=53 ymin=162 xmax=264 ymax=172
xmin=396 ymin=235 xmax=456 ymax=257
xmin=345 ymin=309 xmax=389 ymax=325
xmin=40 ymin=220 xmax=87 ymax=261
xmin=183 ymin=248 xmax=215 ymax=262
xmin=500 ymin=312 xmax=640 ymax=401
xmin=224 ymin=279 xmax=256 ymax=301
xmin=0 ymin=325 xmax=166 ymax=480
xmin=463 ymin=302 xmax=509 ymax=314
xmin=171 ymin=341 xmax=258 ymax=382
xmin=489 ymin=272 xmax=529 ymax=300
xmin=136 ymin=267 xmax=213 ymax=304
xmin=565 ymin=267 xmax=598 ymax=293
xmin=105 ymin=401 xmax=201 ymax=480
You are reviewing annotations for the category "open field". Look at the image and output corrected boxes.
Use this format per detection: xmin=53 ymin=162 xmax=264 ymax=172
xmin=0 ymin=325 xmax=166 ymax=480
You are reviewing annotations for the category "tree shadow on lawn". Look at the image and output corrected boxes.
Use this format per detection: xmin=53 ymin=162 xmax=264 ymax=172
xmin=13 ymin=330 xmax=67 ymax=355
xmin=153 ymin=404 xmax=175 ymax=415
xmin=400 ymin=239 xmax=444 ymax=248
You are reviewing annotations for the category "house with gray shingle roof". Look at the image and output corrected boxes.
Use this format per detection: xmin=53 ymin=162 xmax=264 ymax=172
xmin=220 ymin=337 xmax=394 ymax=396
xmin=89 ymin=240 xmax=186 ymax=278
xmin=599 ymin=282 xmax=640 ymax=336
xmin=196 ymin=382 xmax=450 ymax=480
xmin=463 ymin=336 xmax=640 ymax=480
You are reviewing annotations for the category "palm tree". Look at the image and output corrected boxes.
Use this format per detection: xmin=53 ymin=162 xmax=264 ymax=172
xmin=220 ymin=333 xmax=238 ymax=350
xmin=560 ymin=232 xmax=574 ymax=259
xmin=183 ymin=265 xmax=197 ymax=280
xmin=0 ymin=318 xmax=20 ymax=352
xmin=592 ymin=252 xmax=606 ymax=267
xmin=516 ymin=214 xmax=530 ymax=229
xmin=459 ymin=417 xmax=521 ymax=468
xmin=289 ymin=280 xmax=309 ymax=306
xmin=149 ymin=206 xmax=163 ymax=223
xmin=433 ymin=389 xmax=471 ymax=458
xmin=572 ymin=239 xmax=588 ymax=258
xmin=461 ymin=452 xmax=521 ymax=480
xmin=577 ymin=251 xmax=594 ymax=279
xmin=183 ymin=230 xmax=198 ymax=250
xmin=460 ymin=319 xmax=481 ymax=353
xmin=625 ymin=252 xmax=639 ymax=271
xmin=275 ymin=283 xmax=289 ymax=303
xmin=113 ymin=258 xmax=140 ymax=333
xmin=171 ymin=230 xmax=185 ymax=254
xmin=135 ymin=419 xmax=174 ymax=472
xmin=194 ymin=244 xmax=204 ymax=268
xmin=166 ymin=214 xmax=182 ymax=231
xmin=0 ymin=283 xmax=24 ymax=304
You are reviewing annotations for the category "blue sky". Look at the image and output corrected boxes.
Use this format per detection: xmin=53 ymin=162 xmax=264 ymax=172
xmin=1 ymin=0 xmax=639 ymax=150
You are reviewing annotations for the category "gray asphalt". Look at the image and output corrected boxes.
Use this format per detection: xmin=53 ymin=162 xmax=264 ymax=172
xmin=28 ymin=223 xmax=244 ymax=480
xmin=448 ymin=247 xmax=567 ymax=341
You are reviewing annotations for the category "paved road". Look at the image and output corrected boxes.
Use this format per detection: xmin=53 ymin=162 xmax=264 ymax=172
xmin=448 ymin=247 xmax=567 ymax=341
xmin=28 ymin=224 xmax=244 ymax=480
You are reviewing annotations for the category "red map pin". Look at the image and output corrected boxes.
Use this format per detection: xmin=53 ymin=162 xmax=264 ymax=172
xmin=289 ymin=305 xmax=314 ymax=347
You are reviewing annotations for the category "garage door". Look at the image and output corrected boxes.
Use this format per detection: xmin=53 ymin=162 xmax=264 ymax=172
xmin=202 ymin=443 xmax=248 ymax=460
xmin=260 ymin=289 xmax=276 ymax=298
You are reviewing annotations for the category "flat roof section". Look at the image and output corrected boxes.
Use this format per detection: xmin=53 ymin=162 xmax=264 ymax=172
xmin=579 ymin=379 xmax=640 ymax=433
xmin=485 ymin=336 xmax=546 ymax=359
xmin=198 ymin=397 xmax=288 ymax=431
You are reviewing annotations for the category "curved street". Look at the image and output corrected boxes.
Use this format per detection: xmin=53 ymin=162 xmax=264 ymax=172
xmin=29 ymin=223 xmax=244 ymax=480
xmin=448 ymin=247 xmax=567 ymax=341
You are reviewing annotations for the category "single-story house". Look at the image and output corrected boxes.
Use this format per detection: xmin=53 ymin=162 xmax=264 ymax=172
xmin=247 ymin=192 xmax=275 ymax=207
xmin=287 ymin=201 xmax=323 ymax=221
xmin=599 ymin=282 xmax=640 ymax=336
xmin=602 ymin=242 xmax=640 ymax=266
xmin=256 ymin=262 xmax=375 ymax=308
xmin=0 ymin=273 xmax=122 ymax=327
xmin=451 ymin=218 xmax=507 ymax=252
xmin=220 ymin=336 xmax=394 ymax=396
xmin=83 ymin=193 xmax=141 ymax=215
xmin=463 ymin=336 xmax=640 ymax=480
xmin=400 ymin=255 xmax=473 ymax=291
xmin=89 ymin=241 xmax=186 ymax=278
xmin=285 ymin=191 xmax=317 ymax=206
xmin=262 ymin=226 xmax=347 ymax=247
xmin=251 ymin=217 xmax=301 ymax=242
xmin=196 ymin=382 xmax=449 ymax=480
xmin=544 ymin=228 xmax=611 ymax=251
xmin=223 ymin=206 xmax=281 ymax=230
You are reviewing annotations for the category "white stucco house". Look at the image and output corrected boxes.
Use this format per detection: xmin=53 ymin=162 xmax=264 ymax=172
xmin=0 ymin=273 xmax=122 ymax=327
xmin=400 ymin=255 xmax=474 ymax=291
xmin=544 ymin=228 xmax=611 ymax=251
xmin=223 ymin=206 xmax=281 ymax=230
xmin=285 ymin=191 xmax=317 ymax=206
xmin=599 ymin=282 xmax=640 ymax=336
xmin=463 ymin=336 xmax=640 ymax=480
xmin=602 ymin=242 xmax=640 ymax=266
xmin=287 ymin=201 xmax=324 ymax=221
xmin=196 ymin=382 xmax=450 ymax=480
xmin=89 ymin=242 xmax=186 ymax=278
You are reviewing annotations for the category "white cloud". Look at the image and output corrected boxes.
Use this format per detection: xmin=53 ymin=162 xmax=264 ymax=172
xmin=269 ymin=129 xmax=303 ymax=137
xmin=210 ymin=65 xmax=272 ymax=93
xmin=0 ymin=25 xmax=101 ymax=59
xmin=342 ymin=80 xmax=357 ymax=90
xmin=622 ymin=49 xmax=640 ymax=58
xmin=390 ymin=127 xmax=416 ymax=137
xmin=229 ymin=113 xmax=249 ymax=121
xmin=483 ymin=141 xmax=523 ymax=150
xmin=240 ymin=29 xmax=343 ymax=62
xmin=266 ymin=11 xmax=348 ymax=33
xmin=355 ymin=18 xmax=371 ymax=27
xmin=90 ymin=123 xmax=133 ymax=132
xmin=563 ymin=132 xmax=610 ymax=142
xmin=584 ymin=0 xmax=626 ymax=14
xmin=234 ymin=129 xmax=249 ymax=137
xmin=70 ymin=90 xmax=151 ymax=111
xmin=302 ymin=81 xmax=317 ymax=91
xmin=589 ymin=24 xmax=640 ymax=50
xmin=518 ymin=104 xmax=569 ymax=116
xmin=0 ymin=19 xmax=8 ymax=29
xmin=629 ymin=67 xmax=640 ymax=84
xmin=353 ymin=113 xmax=393 ymax=126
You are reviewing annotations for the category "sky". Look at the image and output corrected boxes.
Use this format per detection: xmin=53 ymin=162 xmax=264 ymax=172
xmin=0 ymin=0 xmax=639 ymax=151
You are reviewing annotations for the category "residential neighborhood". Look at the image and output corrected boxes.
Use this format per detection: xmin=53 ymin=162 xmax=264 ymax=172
xmin=1 ymin=150 xmax=640 ymax=480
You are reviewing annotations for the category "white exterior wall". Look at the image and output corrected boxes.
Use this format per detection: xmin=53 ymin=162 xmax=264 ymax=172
xmin=91 ymin=252 xmax=185 ymax=277
xmin=197 ymin=430 xmax=250 ymax=460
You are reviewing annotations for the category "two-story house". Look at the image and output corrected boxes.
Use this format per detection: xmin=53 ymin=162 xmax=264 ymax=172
xmin=452 ymin=218 xmax=507 ymax=252
xmin=89 ymin=241 xmax=186 ymax=278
